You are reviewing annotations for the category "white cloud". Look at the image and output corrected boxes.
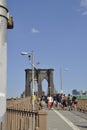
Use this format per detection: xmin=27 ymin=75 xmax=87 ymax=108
xmin=82 ymin=10 xmax=87 ymax=15
xmin=80 ymin=0 xmax=87 ymax=8
xmin=31 ymin=28 xmax=40 ymax=33
xmin=80 ymin=0 xmax=87 ymax=15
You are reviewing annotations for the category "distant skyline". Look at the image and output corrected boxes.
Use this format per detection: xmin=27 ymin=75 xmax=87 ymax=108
xmin=7 ymin=0 xmax=87 ymax=98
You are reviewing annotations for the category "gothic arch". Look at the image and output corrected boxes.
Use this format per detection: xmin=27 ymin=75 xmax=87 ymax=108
xmin=25 ymin=68 xmax=55 ymax=97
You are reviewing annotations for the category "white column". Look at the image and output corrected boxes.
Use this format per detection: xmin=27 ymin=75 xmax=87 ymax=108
xmin=0 ymin=0 xmax=7 ymax=126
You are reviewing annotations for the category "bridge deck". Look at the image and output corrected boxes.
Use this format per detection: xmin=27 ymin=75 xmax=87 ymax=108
xmin=47 ymin=108 xmax=87 ymax=130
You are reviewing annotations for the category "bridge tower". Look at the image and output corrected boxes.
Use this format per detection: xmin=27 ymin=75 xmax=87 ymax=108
xmin=25 ymin=68 xmax=55 ymax=97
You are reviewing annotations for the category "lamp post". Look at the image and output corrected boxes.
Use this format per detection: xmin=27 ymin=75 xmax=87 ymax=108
xmin=60 ymin=68 xmax=69 ymax=94
xmin=21 ymin=51 xmax=35 ymax=130
xmin=60 ymin=68 xmax=63 ymax=93
xmin=21 ymin=51 xmax=34 ymax=111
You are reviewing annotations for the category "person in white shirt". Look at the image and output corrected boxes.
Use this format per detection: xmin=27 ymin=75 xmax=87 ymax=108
xmin=47 ymin=95 xmax=53 ymax=109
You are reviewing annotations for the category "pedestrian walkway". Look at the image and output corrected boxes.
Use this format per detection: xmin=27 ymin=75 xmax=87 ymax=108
xmin=47 ymin=108 xmax=87 ymax=130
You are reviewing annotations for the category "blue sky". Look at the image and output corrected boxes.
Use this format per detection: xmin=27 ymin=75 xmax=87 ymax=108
xmin=7 ymin=0 xmax=87 ymax=98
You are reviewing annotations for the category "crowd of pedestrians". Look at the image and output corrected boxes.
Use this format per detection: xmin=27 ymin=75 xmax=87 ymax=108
xmin=36 ymin=93 xmax=78 ymax=111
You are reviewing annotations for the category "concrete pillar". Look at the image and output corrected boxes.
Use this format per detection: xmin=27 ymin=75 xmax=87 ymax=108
xmin=0 ymin=1 xmax=8 ymax=129
xmin=0 ymin=1 xmax=13 ymax=129
xmin=38 ymin=109 xmax=48 ymax=130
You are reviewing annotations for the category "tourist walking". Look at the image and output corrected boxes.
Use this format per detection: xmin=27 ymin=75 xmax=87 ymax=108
xmin=61 ymin=94 xmax=67 ymax=110
xmin=56 ymin=93 xmax=62 ymax=110
xmin=47 ymin=95 xmax=53 ymax=109
xmin=67 ymin=94 xmax=72 ymax=111
xmin=72 ymin=96 xmax=78 ymax=110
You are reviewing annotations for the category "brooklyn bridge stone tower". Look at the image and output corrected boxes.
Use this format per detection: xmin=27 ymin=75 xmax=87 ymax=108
xmin=25 ymin=68 xmax=55 ymax=97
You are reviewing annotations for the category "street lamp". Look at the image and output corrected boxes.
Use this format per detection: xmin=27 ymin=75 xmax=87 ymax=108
xmin=60 ymin=68 xmax=63 ymax=93
xmin=60 ymin=68 xmax=69 ymax=94
xmin=21 ymin=51 xmax=34 ymax=111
